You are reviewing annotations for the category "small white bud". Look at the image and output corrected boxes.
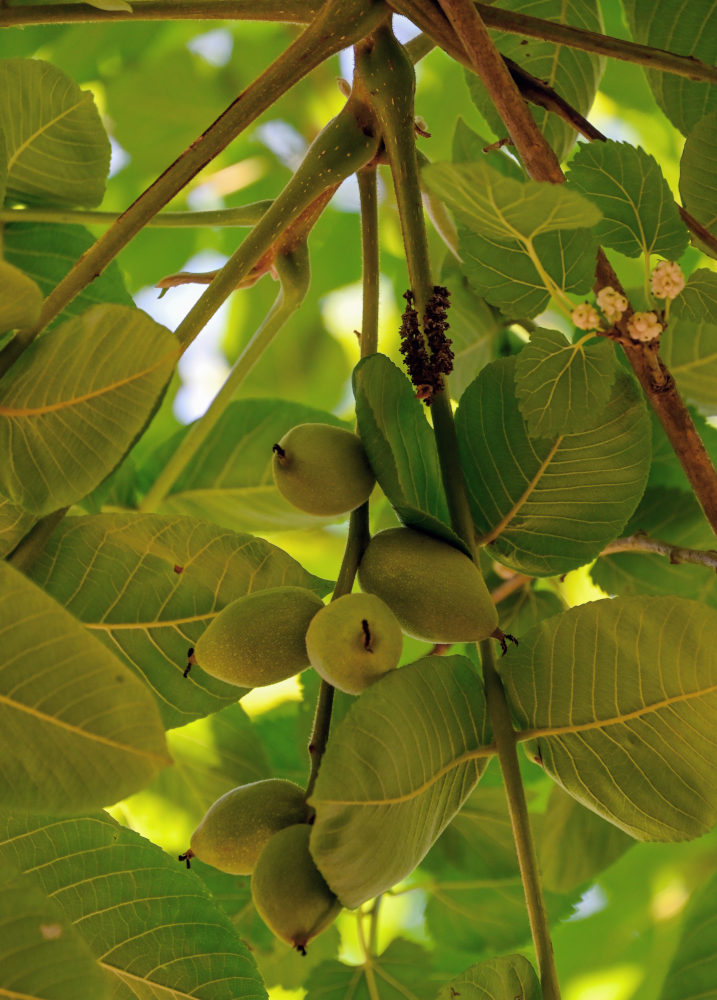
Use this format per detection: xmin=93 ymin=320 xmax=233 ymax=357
xmin=571 ymin=302 xmax=602 ymax=331
xmin=650 ymin=260 xmax=685 ymax=300
xmin=596 ymin=286 xmax=629 ymax=323
xmin=627 ymin=311 xmax=662 ymax=342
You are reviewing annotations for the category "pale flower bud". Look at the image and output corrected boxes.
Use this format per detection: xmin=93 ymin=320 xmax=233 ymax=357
xmin=650 ymin=260 xmax=685 ymax=300
xmin=627 ymin=311 xmax=662 ymax=342
xmin=596 ymin=286 xmax=629 ymax=323
xmin=571 ymin=302 xmax=602 ymax=331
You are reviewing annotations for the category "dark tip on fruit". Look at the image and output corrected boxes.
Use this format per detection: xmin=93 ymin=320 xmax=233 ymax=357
xmin=183 ymin=648 xmax=196 ymax=678
xmin=361 ymin=618 xmax=373 ymax=651
xmin=272 ymin=443 xmax=286 ymax=462
xmin=178 ymin=850 xmax=194 ymax=868
xmin=295 ymin=943 xmax=307 ymax=956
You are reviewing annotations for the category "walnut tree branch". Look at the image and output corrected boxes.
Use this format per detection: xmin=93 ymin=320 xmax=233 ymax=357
xmin=601 ymin=533 xmax=717 ymax=572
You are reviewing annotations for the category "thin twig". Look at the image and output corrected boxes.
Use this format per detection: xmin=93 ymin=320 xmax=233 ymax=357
xmin=601 ymin=533 xmax=717 ymax=572
xmin=0 ymin=0 xmax=321 ymax=25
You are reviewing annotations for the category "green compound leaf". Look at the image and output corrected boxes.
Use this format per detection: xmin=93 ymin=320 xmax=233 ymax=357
xmin=680 ymin=109 xmax=717 ymax=248
xmin=0 ymin=304 xmax=177 ymax=516
xmin=422 ymin=160 xmax=602 ymax=242
xmin=28 ymin=513 xmax=331 ymax=729
xmin=0 ymin=257 xmax=42 ymax=333
xmin=309 ymin=655 xmax=492 ymax=909
xmin=658 ymin=318 xmax=717 ymax=412
xmin=502 ymin=596 xmax=717 ymax=841
xmin=566 ymin=140 xmax=688 ymax=259
xmin=465 ymin=0 xmax=604 ymax=163
xmin=0 ymin=811 xmax=267 ymax=1000
xmin=0 ymin=863 xmax=109 ymax=1000
xmin=305 ymin=941 xmax=436 ymax=1000
xmin=623 ymin=0 xmax=717 ymax=136
xmin=658 ymin=869 xmax=717 ymax=999
xmin=437 ymin=954 xmax=540 ymax=1000
xmin=537 ymin=785 xmax=634 ymax=893
xmin=4 ymin=223 xmax=134 ymax=326
xmin=353 ymin=354 xmax=464 ymax=549
xmin=514 ymin=327 xmax=618 ymax=439
xmin=455 ymin=357 xmax=651 ymax=576
xmin=142 ymin=399 xmax=350 ymax=533
xmin=0 ymin=58 xmax=110 ymax=207
xmin=0 ymin=560 xmax=170 ymax=814
xmin=671 ymin=267 xmax=717 ymax=324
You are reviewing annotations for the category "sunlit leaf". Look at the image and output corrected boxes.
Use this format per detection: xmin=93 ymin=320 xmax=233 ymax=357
xmin=456 ymin=358 xmax=651 ymax=575
xmin=0 ymin=811 xmax=267 ymax=1000
xmin=514 ymin=327 xmax=618 ymax=438
xmin=4 ymin=222 xmax=134 ymax=326
xmin=566 ymin=140 xmax=688 ymax=259
xmin=624 ymin=0 xmax=717 ymax=135
xmin=28 ymin=513 xmax=331 ymax=728
xmin=0 ymin=57 xmax=110 ymax=206
xmin=503 ymin=596 xmax=717 ymax=840
xmin=0 ymin=257 xmax=42 ymax=332
xmin=143 ymin=399 xmax=350 ymax=532
xmin=0 ymin=560 xmax=170 ymax=814
xmin=0 ymin=862 xmax=109 ymax=1000
xmin=437 ymin=954 xmax=540 ymax=1000
xmin=658 ymin=868 xmax=717 ymax=999
xmin=353 ymin=353 xmax=463 ymax=547
xmin=0 ymin=304 xmax=178 ymax=515
xmin=422 ymin=161 xmax=601 ymax=242
xmin=466 ymin=0 xmax=605 ymax=162
xmin=305 ymin=941 xmax=436 ymax=1000
xmin=310 ymin=655 xmax=493 ymax=908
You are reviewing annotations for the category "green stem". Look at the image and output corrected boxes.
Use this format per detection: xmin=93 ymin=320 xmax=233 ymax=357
xmin=0 ymin=0 xmax=386 ymax=378
xmin=357 ymin=168 xmax=380 ymax=356
xmin=139 ymin=244 xmax=310 ymax=513
xmin=0 ymin=0 xmax=321 ymax=24
xmin=480 ymin=640 xmax=561 ymax=1000
xmin=0 ymin=204 xmax=271 ymax=229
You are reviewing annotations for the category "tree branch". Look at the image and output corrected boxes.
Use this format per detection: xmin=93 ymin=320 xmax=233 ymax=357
xmin=0 ymin=0 xmax=320 ymax=26
xmin=601 ymin=533 xmax=717 ymax=572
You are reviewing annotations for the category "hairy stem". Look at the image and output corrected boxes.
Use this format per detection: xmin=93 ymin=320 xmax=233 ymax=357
xmin=480 ymin=639 xmax=561 ymax=999
xmin=0 ymin=204 xmax=271 ymax=229
xmin=358 ymin=168 xmax=380 ymax=356
xmin=0 ymin=0 xmax=386 ymax=378
xmin=139 ymin=244 xmax=310 ymax=512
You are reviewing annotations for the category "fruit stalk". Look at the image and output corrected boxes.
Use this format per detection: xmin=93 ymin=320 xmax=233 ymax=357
xmin=358 ymin=23 xmax=561 ymax=995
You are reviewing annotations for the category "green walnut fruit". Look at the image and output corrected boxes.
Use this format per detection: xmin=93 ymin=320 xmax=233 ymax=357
xmin=183 ymin=779 xmax=308 ymax=875
xmin=194 ymin=586 xmax=324 ymax=687
xmin=272 ymin=422 xmax=375 ymax=517
xmin=305 ymin=592 xmax=403 ymax=694
xmin=357 ymin=526 xmax=498 ymax=643
xmin=251 ymin=823 xmax=341 ymax=953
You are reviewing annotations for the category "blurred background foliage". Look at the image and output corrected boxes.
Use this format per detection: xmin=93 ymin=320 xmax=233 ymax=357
xmin=4 ymin=2 xmax=717 ymax=997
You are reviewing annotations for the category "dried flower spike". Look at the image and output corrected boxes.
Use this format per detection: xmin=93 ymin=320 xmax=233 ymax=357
xmin=399 ymin=287 xmax=453 ymax=404
xmin=596 ymin=286 xmax=629 ymax=324
xmin=627 ymin=311 xmax=662 ymax=342
xmin=651 ymin=260 xmax=685 ymax=300
xmin=571 ymin=302 xmax=602 ymax=331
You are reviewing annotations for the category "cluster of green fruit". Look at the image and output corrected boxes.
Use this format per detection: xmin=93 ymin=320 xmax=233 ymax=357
xmin=182 ymin=423 xmax=499 ymax=949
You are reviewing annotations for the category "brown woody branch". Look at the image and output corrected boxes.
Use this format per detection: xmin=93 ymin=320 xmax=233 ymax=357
xmin=602 ymin=533 xmax=717 ymax=572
